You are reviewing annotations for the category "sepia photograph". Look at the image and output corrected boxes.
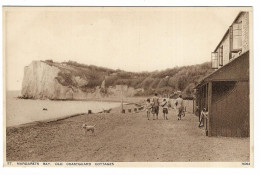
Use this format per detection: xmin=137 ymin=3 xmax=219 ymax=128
xmin=2 ymin=6 xmax=253 ymax=167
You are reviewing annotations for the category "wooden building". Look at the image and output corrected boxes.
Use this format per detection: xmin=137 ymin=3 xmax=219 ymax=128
xmin=195 ymin=11 xmax=250 ymax=137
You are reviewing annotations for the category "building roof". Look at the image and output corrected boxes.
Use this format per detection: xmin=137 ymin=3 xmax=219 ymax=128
xmin=195 ymin=51 xmax=249 ymax=89
xmin=213 ymin=11 xmax=246 ymax=52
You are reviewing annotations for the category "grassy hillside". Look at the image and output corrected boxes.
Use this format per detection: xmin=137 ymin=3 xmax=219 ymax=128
xmin=43 ymin=60 xmax=213 ymax=98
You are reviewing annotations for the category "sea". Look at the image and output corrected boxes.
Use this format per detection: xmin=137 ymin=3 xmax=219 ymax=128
xmin=5 ymin=91 xmax=121 ymax=127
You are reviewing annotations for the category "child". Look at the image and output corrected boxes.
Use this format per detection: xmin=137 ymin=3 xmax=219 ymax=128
xmin=199 ymin=108 xmax=208 ymax=127
xmin=145 ymin=98 xmax=152 ymax=120
xmin=161 ymin=98 xmax=169 ymax=120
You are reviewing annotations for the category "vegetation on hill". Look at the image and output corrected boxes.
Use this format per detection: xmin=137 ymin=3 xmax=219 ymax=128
xmin=43 ymin=60 xmax=213 ymax=98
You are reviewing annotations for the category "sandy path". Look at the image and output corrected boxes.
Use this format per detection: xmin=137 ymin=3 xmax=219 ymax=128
xmin=6 ymin=106 xmax=250 ymax=162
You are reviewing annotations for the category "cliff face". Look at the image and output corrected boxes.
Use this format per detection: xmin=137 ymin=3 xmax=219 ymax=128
xmin=22 ymin=61 xmax=73 ymax=99
xmin=21 ymin=61 xmax=140 ymax=100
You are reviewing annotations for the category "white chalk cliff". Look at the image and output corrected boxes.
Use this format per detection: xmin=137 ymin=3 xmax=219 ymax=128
xmin=22 ymin=61 xmax=80 ymax=99
xmin=21 ymin=61 xmax=141 ymax=100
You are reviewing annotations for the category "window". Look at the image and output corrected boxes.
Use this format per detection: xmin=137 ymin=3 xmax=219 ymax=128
xmin=219 ymin=46 xmax=223 ymax=66
xmin=211 ymin=52 xmax=218 ymax=69
xmin=231 ymin=22 xmax=242 ymax=51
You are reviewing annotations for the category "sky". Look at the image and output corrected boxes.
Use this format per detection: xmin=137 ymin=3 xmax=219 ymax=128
xmin=3 ymin=7 xmax=251 ymax=90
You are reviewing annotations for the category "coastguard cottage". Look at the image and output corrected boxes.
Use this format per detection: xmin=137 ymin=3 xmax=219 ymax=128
xmin=195 ymin=11 xmax=250 ymax=137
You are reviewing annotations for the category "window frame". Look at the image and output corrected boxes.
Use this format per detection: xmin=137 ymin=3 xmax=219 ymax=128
xmin=211 ymin=52 xmax=218 ymax=69
xmin=229 ymin=22 xmax=242 ymax=58
xmin=219 ymin=45 xmax=223 ymax=66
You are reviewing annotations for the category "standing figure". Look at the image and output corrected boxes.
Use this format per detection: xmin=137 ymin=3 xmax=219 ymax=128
xmin=161 ymin=98 xmax=169 ymax=120
xmin=152 ymin=93 xmax=160 ymax=120
xmin=175 ymin=94 xmax=184 ymax=120
xmin=145 ymin=98 xmax=152 ymax=120
xmin=199 ymin=108 xmax=208 ymax=127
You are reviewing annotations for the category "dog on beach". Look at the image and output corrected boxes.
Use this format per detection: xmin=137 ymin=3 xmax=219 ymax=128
xmin=82 ymin=123 xmax=96 ymax=135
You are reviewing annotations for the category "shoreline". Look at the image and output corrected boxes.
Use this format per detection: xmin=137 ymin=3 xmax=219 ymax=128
xmin=6 ymin=112 xmax=88 ymax=129
xmin=6 ymin=106 xmax=121 ymax=129
xmin=7 ymin=91 xmax=140 ymax=127
xmin=6 ymin=101 xmax=140 ymax=129
xmin=16 ymin=96 xmax=146 ymax=103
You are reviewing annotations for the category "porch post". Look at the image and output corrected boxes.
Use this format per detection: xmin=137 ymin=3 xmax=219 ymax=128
xmin=208 ymin=81 xmax=212 ymax=136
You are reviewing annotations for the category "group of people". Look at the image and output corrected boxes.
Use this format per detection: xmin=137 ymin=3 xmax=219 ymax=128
xmin=145 ymin=93 xmax=184 ymax=120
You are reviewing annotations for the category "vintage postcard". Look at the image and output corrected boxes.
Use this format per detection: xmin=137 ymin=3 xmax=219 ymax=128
xmin=2 ymin=6 xmax=253 ymax=167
